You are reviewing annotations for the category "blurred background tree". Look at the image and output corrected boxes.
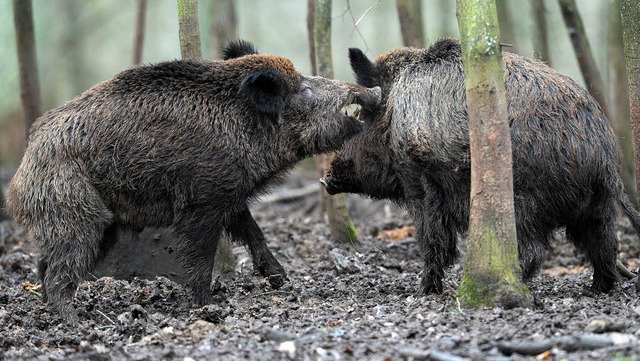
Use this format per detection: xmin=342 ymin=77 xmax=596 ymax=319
xmin=0 ymin=0 xmax=633 ymax=229
xmin=0 ymin=1 xmax=621 ymax=166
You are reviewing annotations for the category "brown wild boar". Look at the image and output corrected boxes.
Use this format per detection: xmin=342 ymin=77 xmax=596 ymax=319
xmin=7 ymin=40 xmax=381 ymax=322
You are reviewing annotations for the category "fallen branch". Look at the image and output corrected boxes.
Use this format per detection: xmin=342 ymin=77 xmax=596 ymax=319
xmin=258 ymin=183 xmax=320 ymax=204
xmin=398 ymin=348 xmax=469 ymax=361
xmin=498 ymin=333 xmax=637 ymax=356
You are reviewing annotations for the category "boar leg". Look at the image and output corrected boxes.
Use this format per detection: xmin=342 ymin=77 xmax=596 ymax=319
xmin=408 ymin=181 xmax=459 ymax=295
xmin=173 ymin=210 xmax=222 ymax=305
xmin=226 ymin=208 xmax=287 ymax=289
xmin=513 ymin=205 xmax=550 ymax=280
xmin=34 ymin=166 xmax=113 ymax=323
xmin=566 ymin=213 xmax=619 ymax=293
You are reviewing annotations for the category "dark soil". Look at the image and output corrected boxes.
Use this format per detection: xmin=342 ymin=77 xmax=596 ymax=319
xmin=1 ymin=169 xmax=640 ymax=360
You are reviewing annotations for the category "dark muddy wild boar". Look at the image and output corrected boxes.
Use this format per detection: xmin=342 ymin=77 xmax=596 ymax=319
xmin=6 ymin=40 xmax=381 ymax=322
xmin=321 ymin=38 xmax=640 ymax=295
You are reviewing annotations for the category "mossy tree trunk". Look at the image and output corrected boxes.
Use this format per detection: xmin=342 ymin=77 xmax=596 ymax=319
xmin=177 ymin=0 xmax=235 ymax=273
xmin=396 ymin=0 xmax=425 ymax=47
xmin=208 ymin=0 xmax=237 ymax=59
xmin=13 ymin=0 xmax=41 ymax=150
xmin=314 ymin=0 xmax=359 ymax=243
xmin=455 ymin=0 xmax=532 ymax=308
xmin=619 ymin=0 xmax=640 ymax=202
xmin=132 ymin=0 xmax=147 ymax=65
xmin=530 ymin=0 xmax=551 ymax=65
xmin=609 ymin=0 xmax=636 ymax=205
xmin=558 ymin=0 xmax=611 ymax=121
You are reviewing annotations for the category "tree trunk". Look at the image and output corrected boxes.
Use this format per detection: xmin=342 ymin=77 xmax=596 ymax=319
xmin=619 ymin=0 xmax=640 ymax=202
xmin=0 ymin=190 xmax=7 ymax=221
xmin=530 ymin=0 xmax=551 ymax=65
xmin=132 ymin=0 xmax=147 ymax=65
xmin=307 ymin=0 xmax=317 ymax=77
xmin=558 ymin=0 xmax=611 ymax=121
xmin=314 ymin=0 xmax=359 ymax=243
xmin=495 ymin=0 xmax=517 ymax=52
xmin=437 ymin=0 xmax=457 ymax=37
xmin=208 ymin=0 xmax=237 ymax=59
xmin=177 ymin=0 xmax=202 ymax=59
xmin=609 ymin=0 xmax=636 ymax=205
xmin=176 ymin=0 xmax=235 ymax=273
xmin=455 ymin=0 xmax=532 ymax=308
xmin=59 ymin=0 xmax=86 ymax=98
xmin=13 ymin=0 xmax=41 ymax=149
xmin=396 ymin=0 xmax=425 ymax=47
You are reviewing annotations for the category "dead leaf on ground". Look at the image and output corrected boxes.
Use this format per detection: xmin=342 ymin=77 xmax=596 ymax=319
xmin=376 ymin=226 xmax=415 ymax=241
xmin=542 ymin=266 xmax=589 ymax=277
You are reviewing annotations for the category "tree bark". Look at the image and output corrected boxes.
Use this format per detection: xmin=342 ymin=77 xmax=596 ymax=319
xmin=609 ymin=0 xmax=636 ymax=205
xmin=13 ymin=0 xmax=41 ymax=149
xmin=314 ymin=0 xmax=358 ymax=243
xmin=177 ymin=0 xmax=202 ymax=59
xmin=132 ymin=0 xmax=147 ymax=65
xmin=396 ymin=0 xmax=425 ymax=47
xmin=619 ymin=0 xmax=640 ymax=202
xmin=455 ymin=0 xmax=532 ymax=308
xmin=208 ymin=0 xmax=237 ymax=59
xmin=558 ymin=0 xmax=611 ymax=121
xmin=530 ymin=0 xmax=551 ymax=65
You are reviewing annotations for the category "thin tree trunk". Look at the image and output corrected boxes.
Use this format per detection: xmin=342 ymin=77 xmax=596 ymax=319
xmin=176 ymin=0 xmax=234 ymax=273
xmin=13 ymin=0 xmax=41 ymax=149
xmin=308 ymin=0 xmax=327 ymax=214
xmin=60 ymin=0 xmax=85 ymax=98
xmin=609 ymin=0 xmax=636 ymax=205
xmin=437 ymin=0 xmax=456 ymax=37
xmin=314 ymin=0 xmax=358 ymax=243
xmin=132 ymin=0 xmax=147 ymax=65
xmin=396 ymin=0 xmax=425 ymax=47
xmin=208 ymin=0 xmax=237 ymax=59
xmin=177 ymin=0 xmax=201 ymax=59
xmin=530 ymin=0 xmax=551 ymax=64
xmin=558 ymin=0 xmax=611 ymax=121
xmin=455 ymin=0 xmax=532 ymax=308
xmin=307 ymin=0 xmax=317 ymax=77
xmin=619 ymin=0 xmax=640 ymax=202
xmin=495 ymin=0 xmax=517 ymax=52
xmin=0 ymin=189 xmax=7 ymax=221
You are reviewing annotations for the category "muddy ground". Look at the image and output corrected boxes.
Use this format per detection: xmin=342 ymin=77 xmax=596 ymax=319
xmin=1 ymin=169 xmax=640 ymax=360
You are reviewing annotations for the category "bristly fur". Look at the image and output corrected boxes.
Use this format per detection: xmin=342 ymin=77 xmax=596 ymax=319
xmin=5 ymin=39 xmax=380 ymax=322
xmin=422 ymin=37 xmax=461 ymax=63
xmin=223 ymin=40 xmax=259 ymax=60
xmin=326 ymin=37 xmax=638 ymax=296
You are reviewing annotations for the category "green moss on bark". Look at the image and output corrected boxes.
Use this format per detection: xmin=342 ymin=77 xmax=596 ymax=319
xmin=455 ymin=0 xmax=531 ymax=309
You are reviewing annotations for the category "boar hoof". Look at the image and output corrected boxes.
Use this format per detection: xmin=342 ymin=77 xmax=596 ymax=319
xmin=266 ymin=273 xmax=287 ymax=289
xmin=419 ymin=275 xmax=444 ymax=295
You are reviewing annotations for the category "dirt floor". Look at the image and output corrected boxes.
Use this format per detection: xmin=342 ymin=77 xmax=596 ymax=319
xmin=1 ymin=169 xmax=640 ymax=360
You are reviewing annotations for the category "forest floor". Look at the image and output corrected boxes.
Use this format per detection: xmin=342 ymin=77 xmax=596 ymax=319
xmin=1 ymin=169 xmax=640 ymax=361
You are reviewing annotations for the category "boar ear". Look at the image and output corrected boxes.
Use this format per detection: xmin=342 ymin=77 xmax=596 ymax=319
xmin=240 ymin=69 xmax=288 ymax=115
xmin=349 ymin=48 xmax=379 ymax=88
xmin=223 ymin=40 xmax=259 ymax=60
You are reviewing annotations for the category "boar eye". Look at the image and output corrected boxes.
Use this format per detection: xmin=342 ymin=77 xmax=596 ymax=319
xmin=300 ymin=85 xmax=313 ymax=97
